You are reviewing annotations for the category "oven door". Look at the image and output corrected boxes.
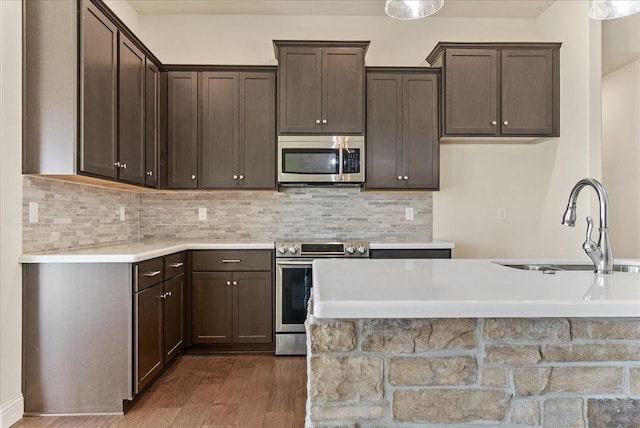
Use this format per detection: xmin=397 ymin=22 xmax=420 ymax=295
xmin=276 ymin=259 xmax=313 ymax=333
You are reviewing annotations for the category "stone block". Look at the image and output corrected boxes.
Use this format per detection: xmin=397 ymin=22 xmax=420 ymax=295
xmin=310 ymin=321 xmax=356 ymax=353
xmin=543 ymin=399 xmax=584 ymax=428
xmin=541 ymin=343 xmax=640 ymax=362
xmin=310 ymin=356 xmax=383 ymax=403
xmin=481 ymin=367 xmax=509 ymax=388
xmin=484 ymin=345 xmax=541 ymax=365
xmin=509 ymin=398 xmax=540 ymax=425
xmin=514 ymin=368 xmax=551 ymax=396
xmin=362 ymin=318 xmax=476 ymax=353
xmin=484 ymin=318 xmax=570 ymax=342
xmin=630 ymin=368 xmax=640 ymax=395
xmin=310 ymin=404 xmax=386 ymax=421
xmin=544 ymin=367 xmax=623 ymax=394
xmin=587 ymin=399 xmax=640 ymax=427
xmin=388 ymin=356 xmax=476 ymax=386
xmin=571 ymin=319 xmax=640 ymax=340
xmin=393 ymin=390 xmax=509 ymax=423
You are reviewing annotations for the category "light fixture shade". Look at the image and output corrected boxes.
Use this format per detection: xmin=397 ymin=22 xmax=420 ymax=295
xmin=588 ymin=0 xmax=640 ymax=19
xmin=385 ymin=0 xmax=444 ymax=20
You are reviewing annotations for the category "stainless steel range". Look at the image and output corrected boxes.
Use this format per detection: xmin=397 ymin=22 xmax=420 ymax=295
xmin=275 ymin=240 xmax=369 ymax=355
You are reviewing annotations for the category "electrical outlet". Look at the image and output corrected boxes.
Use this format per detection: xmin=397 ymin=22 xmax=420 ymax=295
xmin=29 ymin=202 xmax=38 ymax=223
xmin=498 ymin=207 xmax=507 ymax=220
xmin=119 ymin=207 xmax=125 ymax=221
xmin=405 ymin=207 xmax=414 ymax=221
xmin=198 ymin=207 xmax=207 ymax=221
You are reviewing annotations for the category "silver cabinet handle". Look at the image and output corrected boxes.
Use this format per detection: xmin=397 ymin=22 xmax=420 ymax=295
xmin=114 ymin=161 xmax=121 ymax=167
xmin=233 ymin=175 xmax=238 ymax=180
xmin=166 ymin=291 xmax=172 ymax=297
xmin=160 ymin=293 xmax=166 ymax=299
xmin=239 ymin=174 xmax=244 ymax=180
xmin=322 ymin=119 xmax=327 ymax=124
xmin=403 ymin=176 xmax=409 ymax=180
xmin=168 ymin=262 xmax=183 ymax=268
xmin=121 ymin=163 xmax=127 ymax=169
xmin=397 ymin=176 xmax=402 ymax=180
xmin=191 ymin=174 xmax=196 ymax=180
xmin=315 ymin=119 xmax=321 ymax=124
xmin=146 ymin=171 xmax=153 ymax=176
xmin=491 ymin=120 xmax=497 ymax=125
xmin=232 ymin=281 xmax=238 ymax=286
xmin=503 ymin=120 xmax=509 ymax=126
xmin=143 ymin=270 xmax=162 ymax=277
xmin=226 ymin=281 xmax=231 ymax=286
xmin=222 ymin=259 xmax=241 ymax=263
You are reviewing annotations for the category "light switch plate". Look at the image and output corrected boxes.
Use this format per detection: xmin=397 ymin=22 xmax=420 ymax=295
xmin=29 ymin=202 xmax=38 ymax=223
xmin=198 ymin=207 xmax=207 ymax=220
xmin=405 ymin=207 xmax=414 ymax=221
xmin=498 ymin=207 xmax=507 ymax=220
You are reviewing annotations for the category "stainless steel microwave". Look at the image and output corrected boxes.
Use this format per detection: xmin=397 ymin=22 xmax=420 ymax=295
xmin=277 ymin=136 xmax=365 ymax=185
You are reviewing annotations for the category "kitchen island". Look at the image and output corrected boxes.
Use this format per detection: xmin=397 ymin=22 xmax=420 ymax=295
xmin=307 ymin=258 xmax=640 ymax=427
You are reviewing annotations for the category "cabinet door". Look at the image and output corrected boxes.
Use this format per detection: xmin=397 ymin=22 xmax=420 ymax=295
xmin=192 ymin=272 xmax=233 ymax=344
xmin=366 ymin=73 xmax=403 ymax=189
xmin=167 ymin=72 xmax=198 ymax=189
xmin=200 ymin=72 xmax=239 ymax=189
xmin=444 ymin=49 xmax=498 ymax=136
xmin=278 ymin=47 xmax=322 ymax=134
xmin=321 ymin=47 xmax=365 ymax=134
xmin=239 ymin=72 xmax=276 ymax=189
xmin=117 ymin=34 xmax=145 ymax=185
xmin=144 ymin=61 xmax=159 ymax=187
xmin=501 ymin=49 xmax=554 ymax=136
xmin=80 ymin=1 xmax=117 ymax=178
xmin=163 ymin=274 xmax=184 ymax=363
xmin=233 ymin=271 xmax=273 ymax=344
xmin=134 ymin=283 xmax=163 ymax=393
xmin=402 ymin=73 xmax=439 ymax=190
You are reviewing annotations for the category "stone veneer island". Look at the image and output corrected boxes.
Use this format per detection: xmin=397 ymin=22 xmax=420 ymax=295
xmin=306 ymin=259 xmax=640 ymax=427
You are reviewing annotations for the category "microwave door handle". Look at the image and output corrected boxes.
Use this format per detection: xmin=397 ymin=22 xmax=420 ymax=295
xmin=338 ymin=145 xmax=344 ymax=181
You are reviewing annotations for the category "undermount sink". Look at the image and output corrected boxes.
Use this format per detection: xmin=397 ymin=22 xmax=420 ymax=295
xmin=496 ymin=262 xmax=640 ymax=273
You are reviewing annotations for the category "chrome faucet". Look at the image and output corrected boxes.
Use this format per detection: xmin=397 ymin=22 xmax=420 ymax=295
xmin=561 ymin=178 xmax=613 ymax=274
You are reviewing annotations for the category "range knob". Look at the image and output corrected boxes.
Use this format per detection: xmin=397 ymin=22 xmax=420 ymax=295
xmin=346 ymin=245 xmax=356 ymax=254
xmin=288 ymin=246 xmax=298 ymax=255
xmin=277 ymin=245 xmax=288 ymax=255
xmin=357 ymin=245 xmax=367 ymax=255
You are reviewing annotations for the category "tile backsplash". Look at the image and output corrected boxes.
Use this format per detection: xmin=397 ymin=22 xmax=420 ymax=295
xmin=23 ymin=176 xmax=433 ymax=252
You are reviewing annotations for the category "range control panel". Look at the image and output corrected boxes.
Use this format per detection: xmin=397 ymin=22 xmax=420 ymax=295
xmin=275 ymin=242 xmax=369 ymax=258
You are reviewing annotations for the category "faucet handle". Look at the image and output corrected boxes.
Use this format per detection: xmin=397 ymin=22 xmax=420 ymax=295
xmin=583 ymin=216 xmax=598 ymax=254
xmin=585 ymin=216 xmax=593 ymax=241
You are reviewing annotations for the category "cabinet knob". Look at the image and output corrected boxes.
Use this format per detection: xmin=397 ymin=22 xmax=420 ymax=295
xmin=121 ymin=163 xmax=127 ymax=169
xmin=503 ymin=120 xmax=509 ymax=126
xmin=315 ymin=119 xmax=321 ymax=124
xmin=233 ymin=175 xmax=238 ymax=180
xmin=239 ymin=174 xmax=244 ymax=180
xmin=146 ymin=171 xmax=153 ymax=176
xmin=166 ymin=291 xmax=172 ymax=297
xmin=114 ymin=161 xmax=121 ymax=167
xmin=404 ymin=176 xmax=409 ymax=180
xmin=491 ymin=120 xmax=497 ymax=126
xmin=226 ymin=281 xmax=231 ymax=286
xmin=322 ymin=119 xmax=327 ymax=124
xmin=191 ymin=174 xmax=196 ymax=180
xmin=232 ymin=281 xmax=238 ymax=286
xmin=397 ymin=176 xmax=402 ymax=180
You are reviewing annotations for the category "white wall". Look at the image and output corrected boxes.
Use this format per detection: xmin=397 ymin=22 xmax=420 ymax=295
xmin=602 ymin=59 xmax=640 ymax=258
xmin=0 ymin=0 xmax=24 ymax=426
xmin=139 ymin=5 xmax=600 ymax=258
xmin=103 ymin=0 xmax=141 ymax=35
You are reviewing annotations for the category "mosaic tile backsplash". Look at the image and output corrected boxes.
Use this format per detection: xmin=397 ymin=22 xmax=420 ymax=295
xmin=23 ymin=176 xmax=433 ymax=252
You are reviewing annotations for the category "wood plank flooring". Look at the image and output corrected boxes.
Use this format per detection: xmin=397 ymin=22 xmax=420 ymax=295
xmin=12 ymin=354 xmax=307 ymax=428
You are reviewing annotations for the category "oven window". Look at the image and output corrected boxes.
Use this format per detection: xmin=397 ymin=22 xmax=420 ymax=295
xmin=281 ymin=266 xmax=312 ymax=325
xmin=281 ymin=149 xmax=339 ymax=174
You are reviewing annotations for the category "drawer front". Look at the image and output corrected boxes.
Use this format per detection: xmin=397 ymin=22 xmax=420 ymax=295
xmin=135 ymin=257 xmax=164 ymax=292
xmin=191 ymin=250 xmax=273 ymax=272
xmin=164 ymin=252 xmax=185 ymax=280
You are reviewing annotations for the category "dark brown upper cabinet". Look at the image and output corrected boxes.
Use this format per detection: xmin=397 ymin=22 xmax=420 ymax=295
xmin=167 ymin=71 xmax=199 ymax=189
xmin=199 ymin=71 xmax=276 ymax=189
xmin=145 ymin=61 xmax=159 ymax=187
xmin=80 ymin=1 xmax=118 ymax=179
xmin=117 ymin=34 xmax=146 ymax=185
xmin=426 ymin=42 xmax=561 ymax=140
xmin=366 ymin=68 xmax=440 ymax=190
xmin=274 ymin=41 xmax=369 ymax=135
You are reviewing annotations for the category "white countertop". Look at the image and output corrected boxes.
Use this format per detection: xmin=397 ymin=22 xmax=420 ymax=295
xmin=19 ymin=240 xmax=275 ymax=263
xmin=369 ymin=240 xmax=454 ymax=250
xmin=312 ymin=258 xmax=640 ymax=318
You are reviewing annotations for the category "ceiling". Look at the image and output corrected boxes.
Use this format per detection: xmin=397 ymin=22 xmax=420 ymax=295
xmin=128 ymin=0 xmax=556 ymax=19
xmin=602 ymin=12 xmax=640 ymax=75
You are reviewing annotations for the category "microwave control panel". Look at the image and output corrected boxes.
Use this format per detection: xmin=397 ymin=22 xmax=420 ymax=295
xmin=343 ymin=149 xmax=361 ymax=173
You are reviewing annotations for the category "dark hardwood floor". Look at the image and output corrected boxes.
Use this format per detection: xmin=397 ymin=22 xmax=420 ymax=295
xmin=13 ymin=354 xmax=307 ymax=428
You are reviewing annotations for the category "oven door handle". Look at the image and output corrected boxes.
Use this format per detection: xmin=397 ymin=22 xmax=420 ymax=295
xmin=276 ymin=260 xmax=313 ymax=266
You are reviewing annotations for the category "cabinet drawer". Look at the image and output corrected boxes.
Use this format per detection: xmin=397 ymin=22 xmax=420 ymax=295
xmin=191 ymin=250 xmax=272 ymax=271
xmin=164 ymin=252 xmax=185 ymax=280
xmin=135 ymin=257 xmax=164 ymax=292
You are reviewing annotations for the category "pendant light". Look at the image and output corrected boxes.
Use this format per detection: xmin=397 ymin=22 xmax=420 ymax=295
xmin=588 ymin=0 xmax=640 ymax=19
xmin=385 ymin=0 xmax=444 ymax=20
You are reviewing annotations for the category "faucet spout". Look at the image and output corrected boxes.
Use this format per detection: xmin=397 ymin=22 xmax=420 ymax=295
xmin=561 ymin=178 xmax=613 ymax=274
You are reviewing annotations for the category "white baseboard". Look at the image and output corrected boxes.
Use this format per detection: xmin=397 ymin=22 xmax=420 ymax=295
xmin=1 ymin=394 xmax=24 ymax=428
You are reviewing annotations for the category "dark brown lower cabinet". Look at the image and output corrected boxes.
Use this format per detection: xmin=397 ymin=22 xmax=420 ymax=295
xmin=192 ymin=271 xmax=273 ymax=346
xmin=135 ymin=283 xmax=163 ymax=392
